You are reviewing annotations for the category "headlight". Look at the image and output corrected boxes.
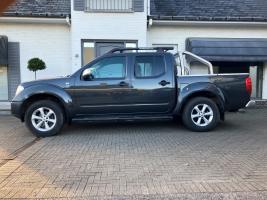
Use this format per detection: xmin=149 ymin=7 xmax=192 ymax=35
xmin=15 ymin=85 xmax=24 ymax=96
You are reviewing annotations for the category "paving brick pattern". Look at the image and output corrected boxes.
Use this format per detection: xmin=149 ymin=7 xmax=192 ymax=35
xmin=0 ymin=109 xmax=267 ymax=199
xmin=0 ymin=116 xmax=36 ymax=162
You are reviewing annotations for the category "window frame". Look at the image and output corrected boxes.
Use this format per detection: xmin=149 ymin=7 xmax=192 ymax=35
xmin=0 ymin=65 xmax=9 ymax=101
xmin=81 ymin=40 xmax=138 ymax=66
xmin=80 ymin=55 xmax=127 ymax=81
xmin=84 ymin=0 xmax=134 ymax=12
xmin=134 ymin=55 xmax=166 ymax=79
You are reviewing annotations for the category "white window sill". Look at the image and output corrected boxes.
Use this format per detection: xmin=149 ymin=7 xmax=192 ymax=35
xmin=84 ymin=10 xmax=134 ymax=13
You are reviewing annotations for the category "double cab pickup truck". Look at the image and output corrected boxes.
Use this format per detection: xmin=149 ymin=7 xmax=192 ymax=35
xmin=11 ymin=47 xmax=252 ymax=137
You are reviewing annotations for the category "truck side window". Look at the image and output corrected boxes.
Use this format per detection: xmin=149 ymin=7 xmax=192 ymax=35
xmin=155 ymin=56 xmax=165 ymax=75
xmin=135 ymin=56 xmax=165 ymax=77
xmin=87 ymin=56 xmax=126 ymax=79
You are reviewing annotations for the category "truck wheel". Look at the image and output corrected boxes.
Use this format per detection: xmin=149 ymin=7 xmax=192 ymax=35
xmin=25 ymin=100 xmax=65 ymax=137
xmin=182 ymin=97 xmax=219 ymax=132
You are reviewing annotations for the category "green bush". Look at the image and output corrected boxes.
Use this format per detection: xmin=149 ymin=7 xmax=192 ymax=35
xmin=27 ymin=58 xmax=46 ymax=79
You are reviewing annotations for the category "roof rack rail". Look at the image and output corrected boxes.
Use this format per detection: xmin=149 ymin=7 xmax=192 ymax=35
xmin=105 ymin=47 xmax=174 ymax=54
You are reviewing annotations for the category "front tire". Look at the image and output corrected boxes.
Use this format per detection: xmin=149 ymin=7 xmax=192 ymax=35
xmin=182 ymin=97 xmax=219 ymax=132
xmin=25 ymin=100 xmax=65 ymax=137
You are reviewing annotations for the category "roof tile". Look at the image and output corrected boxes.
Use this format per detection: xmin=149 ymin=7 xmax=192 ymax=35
xmin=4 ymin=0 xmax=70 ymax=14
xmin=150 ymin=0 xmax=267 ymax=18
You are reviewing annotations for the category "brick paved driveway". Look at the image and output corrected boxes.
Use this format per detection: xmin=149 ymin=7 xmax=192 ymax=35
xmin=0 ymin=109 xmax=267 ymax=199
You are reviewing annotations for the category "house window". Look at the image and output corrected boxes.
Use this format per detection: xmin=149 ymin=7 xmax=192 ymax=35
xmin=83 ymin=42 xmax=94 ymax=65
xmin=85 ymin=0 xmax=133 ymax=11
xmin=0 ymin=65 xmax=8 ymax=100
xmin=82 ymin=41 xmax=137 ymax=66
xmin=250 ymin=64 xmax=263 ymax=98
xmin=125 ymin=42 xmax=137 ymax=52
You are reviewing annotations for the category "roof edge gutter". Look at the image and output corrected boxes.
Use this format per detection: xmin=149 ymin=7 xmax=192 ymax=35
xmin=0 ymin=16 xmax=67 ymax=24
xmin=151 ymin=20 xmax=267 ymax=27
xmin=1 ymin=12 xmax=70 ymax=18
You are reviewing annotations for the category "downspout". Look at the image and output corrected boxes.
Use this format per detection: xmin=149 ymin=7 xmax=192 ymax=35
xmin=147 ymin=0 xmax=150 ymax=16
xmin=148 ymin=18 xmax=153 ymax=30
xmin=66 ymin=15 xmax=71 ymax=26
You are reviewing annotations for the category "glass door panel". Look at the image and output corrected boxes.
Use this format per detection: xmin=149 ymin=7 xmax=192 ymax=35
xmin=0 ymin=65 xmax=8 ymax=100
xmin=249 ymin=64 xmax=263 ymax=98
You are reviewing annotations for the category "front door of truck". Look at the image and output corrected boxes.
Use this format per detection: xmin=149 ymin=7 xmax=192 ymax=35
xmin=75 ymin=55 xmax=132 ymax=115
xmin=130 ymin=53 xmax=175 ymax=113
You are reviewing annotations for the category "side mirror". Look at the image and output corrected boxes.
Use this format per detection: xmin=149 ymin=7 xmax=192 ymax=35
xmin=82 ymin=68 xmax=92 ymax=80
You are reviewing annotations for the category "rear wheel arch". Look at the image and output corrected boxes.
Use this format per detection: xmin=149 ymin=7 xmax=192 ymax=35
xmin=180 ymin=90 xmax=224 ymax=115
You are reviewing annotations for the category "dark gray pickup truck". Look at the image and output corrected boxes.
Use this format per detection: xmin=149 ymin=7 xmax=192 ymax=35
xmin=11 ymin=47 xmax=252 ymax=137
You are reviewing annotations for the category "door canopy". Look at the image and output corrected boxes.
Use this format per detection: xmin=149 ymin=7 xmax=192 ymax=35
xmin=186 ymin=38 xmax=267 ymax=62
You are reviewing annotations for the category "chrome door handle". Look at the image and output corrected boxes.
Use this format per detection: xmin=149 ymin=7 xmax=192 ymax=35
xmin=159 ymin=80 xmax=170 ymax=86
xmin=118 ymin=81 xmax=129 ymax=87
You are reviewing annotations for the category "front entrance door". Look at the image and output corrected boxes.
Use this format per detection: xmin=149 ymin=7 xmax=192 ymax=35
xmin=96 ymin=42 xmax=124 ymax=57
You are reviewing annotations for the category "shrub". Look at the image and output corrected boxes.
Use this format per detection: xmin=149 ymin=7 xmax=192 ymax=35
xmin=27 ymin=58 xmax=46 ymax=80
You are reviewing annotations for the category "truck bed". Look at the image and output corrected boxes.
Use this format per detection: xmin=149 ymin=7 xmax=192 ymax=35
xmin=177 ymin=73 xmax=250 ymax=112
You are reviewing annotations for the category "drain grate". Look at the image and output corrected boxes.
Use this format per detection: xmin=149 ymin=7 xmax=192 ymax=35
xmin=0 ymin=137 xmax=42 ymax=168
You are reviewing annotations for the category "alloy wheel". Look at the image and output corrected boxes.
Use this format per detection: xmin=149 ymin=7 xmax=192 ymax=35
xmin=191 ymin=104 xmax=213 ymax=127
xmin=31 ymin=107 xmax=57 ymax=131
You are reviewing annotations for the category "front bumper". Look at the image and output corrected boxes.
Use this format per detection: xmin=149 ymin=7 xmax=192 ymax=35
xmin=11 ymin=101 xmax=23 ymax=119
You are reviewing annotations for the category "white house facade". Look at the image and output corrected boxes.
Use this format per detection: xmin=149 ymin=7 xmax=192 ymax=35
xmin=0 ymin=0 xmax=267 ymax=104
xmin=0 ymin=1 xmax=72 ymax=102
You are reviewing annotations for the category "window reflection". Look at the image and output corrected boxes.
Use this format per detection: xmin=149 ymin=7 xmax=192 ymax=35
xmin=87 ymin=57 xmax=126 ymax=79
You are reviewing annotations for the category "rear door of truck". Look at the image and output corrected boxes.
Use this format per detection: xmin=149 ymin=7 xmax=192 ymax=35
xmin=130 ymin=52 xmax=176 ymax=114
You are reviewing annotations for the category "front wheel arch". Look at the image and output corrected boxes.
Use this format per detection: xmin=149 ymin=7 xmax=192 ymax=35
xmin=20 ymin=93 xmax=68 ymax=124
xmin=25 ymin=100 xmax=66 ymax=137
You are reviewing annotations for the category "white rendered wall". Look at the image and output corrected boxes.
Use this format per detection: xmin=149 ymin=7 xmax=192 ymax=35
xmin=148 ymin=25 xmax=267 ymax=74
xmin=71 ymin=1 xmax=147 ymax=72
xmin=0 ymin=23 xmax=71 ymax=82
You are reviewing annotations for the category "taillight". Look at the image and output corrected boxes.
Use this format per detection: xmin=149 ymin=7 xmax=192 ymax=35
xmin=246 ymin=77 xmax=252 ymax=94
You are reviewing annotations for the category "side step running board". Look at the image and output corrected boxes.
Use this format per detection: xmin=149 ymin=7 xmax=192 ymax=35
xmin=72 ymin=115 xmax=173 ymax=122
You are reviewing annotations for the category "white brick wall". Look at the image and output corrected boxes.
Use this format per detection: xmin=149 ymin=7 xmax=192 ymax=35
xmin=0 ymin=23 xmax=71 ymax=82
xmin=71 ymin=0 xmax=147 ymax=72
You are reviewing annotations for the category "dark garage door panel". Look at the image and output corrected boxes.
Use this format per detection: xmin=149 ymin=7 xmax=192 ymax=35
xmin=8 ymin=42 xmax=20 ymax=100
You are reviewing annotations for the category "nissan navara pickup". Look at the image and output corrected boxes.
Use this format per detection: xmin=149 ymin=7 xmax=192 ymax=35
xmin=11 ymin=47 xmax=252 ymax=137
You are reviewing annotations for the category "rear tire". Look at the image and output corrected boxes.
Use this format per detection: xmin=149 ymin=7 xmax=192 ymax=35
xmin=182 ymin=97 xmax=219 ymax=132
xmin=25 ymin=100 xmax=65 ymax=137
